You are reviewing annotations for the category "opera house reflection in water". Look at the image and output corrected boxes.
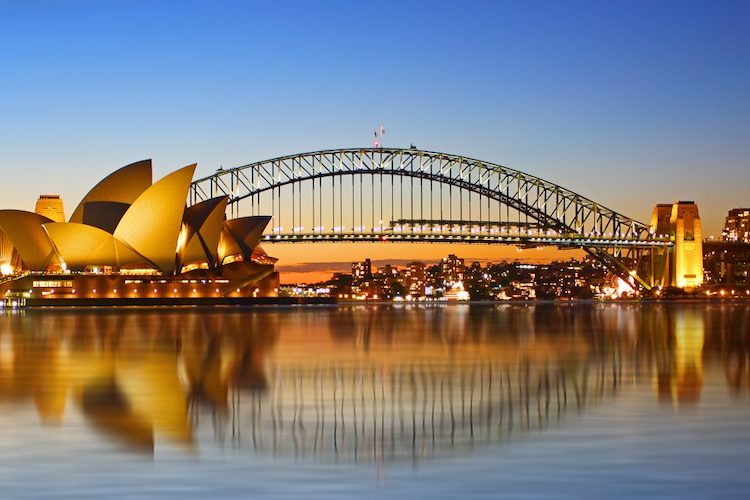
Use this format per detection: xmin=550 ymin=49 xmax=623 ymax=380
xmin=0 ymin=304 xmax=748 ymax=461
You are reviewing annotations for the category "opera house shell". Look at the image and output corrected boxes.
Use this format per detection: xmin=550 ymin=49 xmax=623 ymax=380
xmin=0 ymin=160 xmax=279 ymax=304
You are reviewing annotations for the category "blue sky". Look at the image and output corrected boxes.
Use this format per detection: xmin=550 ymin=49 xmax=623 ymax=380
xmin=1 ymin=0 xmax=748 ymax=237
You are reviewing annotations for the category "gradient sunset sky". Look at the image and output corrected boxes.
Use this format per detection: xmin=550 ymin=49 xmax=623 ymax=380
xmin=2 ymin=1 xmax=748 ymax=281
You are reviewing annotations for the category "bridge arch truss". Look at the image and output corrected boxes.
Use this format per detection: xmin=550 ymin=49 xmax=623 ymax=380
xmin=190 ymin=148 xmax=669 ymax=288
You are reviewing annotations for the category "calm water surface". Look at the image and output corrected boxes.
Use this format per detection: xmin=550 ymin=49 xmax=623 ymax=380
xmin=0 ymin=304 xmax=748 ymax=499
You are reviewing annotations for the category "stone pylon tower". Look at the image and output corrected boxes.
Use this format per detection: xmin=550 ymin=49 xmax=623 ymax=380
xmin=670 ymin=201 xmax=703 ymax=289
xmin=34 ymin=195 xmax=65 ymax=223
xmin=649 ymin=204 xmax=674 ymax=288
xmin=649 ymin=201 xmax=704 ymax=289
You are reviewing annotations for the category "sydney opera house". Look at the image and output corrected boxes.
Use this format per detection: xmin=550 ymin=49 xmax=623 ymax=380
xmin=0 ymin=160 xmax=280 ymax=306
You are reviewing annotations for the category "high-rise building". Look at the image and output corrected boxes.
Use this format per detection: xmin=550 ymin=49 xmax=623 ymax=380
xmin=35 ymin=195 xmax=65 ymax=222
xmin=404 ymin=261 xmax=426 ymax=295
xmin=722 ymin=208 xmax=750 ymax=243
xmin=441 ymin=254 xmax=465 ymax=285
xmin=352 ymin=258 xmax=372 ymax=281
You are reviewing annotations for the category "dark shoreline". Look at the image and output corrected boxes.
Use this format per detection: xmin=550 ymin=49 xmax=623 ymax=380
xmin=17 ymin=296 xmax=336 ymax=308
xmin=337 ymin=298 xmax=750 ymax=305
xmin=4 ymin=297 xmax=749 ymax=310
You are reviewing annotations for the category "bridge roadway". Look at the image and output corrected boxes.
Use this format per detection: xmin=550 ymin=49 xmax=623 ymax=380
xmin=191 ymin=148 xmax=672 ymax=288
xmin=263 ymin=226 xmax=671 ymax=249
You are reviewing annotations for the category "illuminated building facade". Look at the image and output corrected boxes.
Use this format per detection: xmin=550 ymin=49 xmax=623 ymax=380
xmin=351 ymin=258 xmax=372 ymax=297
xmin=722 ymin=208 xmax=750 ymax=243
xmin=352 ymin=258 xmax=372 ymax=281
xmin=703 ymin=241 xmax=750 ymax=286
xmin=0 ymin=160 xmax=279 ymax=304
xmin=405 ymin=261 xmax=426 ymax=296
xmin=34 ymin=195 xmax=65 ymax=222
xmin=440 ymin=254 xmax=465 ymax=285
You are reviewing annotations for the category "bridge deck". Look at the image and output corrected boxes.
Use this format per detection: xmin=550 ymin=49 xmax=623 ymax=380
xmin=190 ymin=148 xmax=671 ymax=287
xmin=262 ymin=231 xmax=671 ymax=249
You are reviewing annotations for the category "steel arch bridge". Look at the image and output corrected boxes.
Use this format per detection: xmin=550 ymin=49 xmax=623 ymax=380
xmin=190 ymin=148 xmax=670 ymax=289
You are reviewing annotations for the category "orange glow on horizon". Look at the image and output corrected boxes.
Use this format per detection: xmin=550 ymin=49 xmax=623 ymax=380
xmin=272 ymin=242 xmax=584 ymax=283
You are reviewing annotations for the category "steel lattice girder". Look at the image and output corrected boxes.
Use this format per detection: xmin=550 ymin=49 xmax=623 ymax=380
xmin=190 ymin=148 xmax=669 ymax=289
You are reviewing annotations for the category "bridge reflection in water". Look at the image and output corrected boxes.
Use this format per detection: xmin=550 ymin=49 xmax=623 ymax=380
xmin=227 ymin=358 xmax=613 ymax=463
xmin=0 ymin=305 xmax=748 ymax=460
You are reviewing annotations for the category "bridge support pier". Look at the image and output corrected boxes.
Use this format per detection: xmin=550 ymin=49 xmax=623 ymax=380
xmin=646 ymin=202 xmax=704 ymax=290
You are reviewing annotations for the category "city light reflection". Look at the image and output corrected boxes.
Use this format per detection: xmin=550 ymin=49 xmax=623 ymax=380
xmin=0 ymin=304 xmax=748 ymax=460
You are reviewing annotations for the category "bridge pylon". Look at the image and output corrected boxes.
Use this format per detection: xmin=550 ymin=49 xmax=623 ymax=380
xmin=641 ymin=202 xmax=703 ymax=290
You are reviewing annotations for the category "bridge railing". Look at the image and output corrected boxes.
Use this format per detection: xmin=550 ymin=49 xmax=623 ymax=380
xmin=190 ymin=148 xmax=669 ymax=288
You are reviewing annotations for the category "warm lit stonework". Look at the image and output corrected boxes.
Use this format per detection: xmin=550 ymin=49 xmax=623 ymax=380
xmin=671 ymin=201 xmax=703 ymax=289
xmin=0 ymin=160 xmax=279 ymax=305
xmin=34 ymin=195 xmax=65 ymax=222
xmin=649 ymin=201 xmax=704 ymax=289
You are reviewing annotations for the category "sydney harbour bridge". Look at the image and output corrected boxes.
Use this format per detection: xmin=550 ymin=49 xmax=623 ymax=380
xmin=189 ymin=148 xmax=671 ymax=289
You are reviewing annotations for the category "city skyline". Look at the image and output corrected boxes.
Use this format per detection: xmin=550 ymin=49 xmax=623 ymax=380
xmin=2 ymin=3 xmax=750 ymax=498
xmin=2 ymin=0 xmax=749 ymax=275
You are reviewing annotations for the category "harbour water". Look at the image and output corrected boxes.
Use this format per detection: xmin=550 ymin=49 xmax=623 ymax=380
xmin=0 ymin=304 xmax=748 ymax=499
